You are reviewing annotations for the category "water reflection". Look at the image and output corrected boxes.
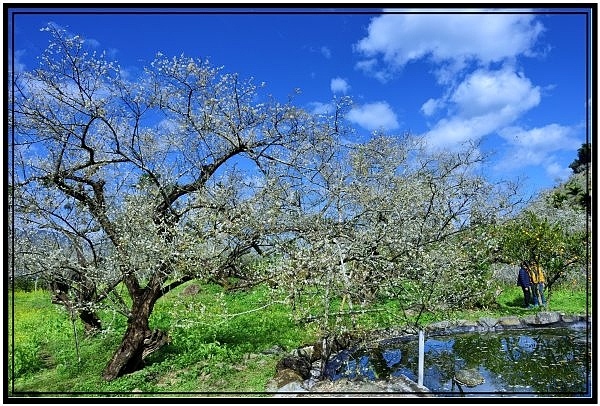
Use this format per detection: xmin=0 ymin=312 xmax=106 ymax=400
xmin=324 ymin=327 xmax=591 ymax=397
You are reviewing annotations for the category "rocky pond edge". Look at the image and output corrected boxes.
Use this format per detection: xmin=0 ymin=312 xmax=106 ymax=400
xmin=265 ymin=311 xmax=591 ymax=396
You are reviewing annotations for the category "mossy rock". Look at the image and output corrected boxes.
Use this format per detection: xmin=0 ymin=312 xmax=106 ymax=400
xmin=454 ymin=368 xmax=484 ymax=387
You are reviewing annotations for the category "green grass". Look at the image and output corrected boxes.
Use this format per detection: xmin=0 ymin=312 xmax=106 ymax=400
xmin=496 ymin=285 xmax=591 ymax=314
xmin=7 ymin=281 xmax=590 ymax=397
xmin=435 ymin=285 xmax=591 ymax=324
xmin=8 ymin=283 xmax=318 ymax=396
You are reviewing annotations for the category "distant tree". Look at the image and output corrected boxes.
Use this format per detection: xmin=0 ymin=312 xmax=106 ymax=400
xmin=10 ymin=24 xmax=344 ymax=380
xmin=272 ymin=135 xmax=522 ymax=332
xmin=568 ymin=143 xmax=591 ymax=174
xmin=497 ymin=200 xmax=588 ymax=300
xmin=10 ymin=212 xmax=107 ymax=334
xmin=548 ymin=171 xmax=591 ymax=214
xmin=559 ymin=142 xmax=592 ymax=213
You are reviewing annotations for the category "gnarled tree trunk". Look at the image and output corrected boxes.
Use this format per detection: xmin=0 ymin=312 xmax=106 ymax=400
xmin=102 ymin=285 xmax=169 ymax=381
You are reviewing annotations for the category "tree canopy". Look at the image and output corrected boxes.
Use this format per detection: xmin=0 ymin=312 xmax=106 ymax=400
xmin=568 ymin=142 xmax=591 ymax=174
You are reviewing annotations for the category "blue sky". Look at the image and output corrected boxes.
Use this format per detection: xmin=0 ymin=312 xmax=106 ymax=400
xmin=8 ymin=6 xmax=593 ymax=199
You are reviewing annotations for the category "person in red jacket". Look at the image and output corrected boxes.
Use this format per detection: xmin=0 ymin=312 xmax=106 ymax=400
xmin=517 ymin=261 xmax=534 ymax=308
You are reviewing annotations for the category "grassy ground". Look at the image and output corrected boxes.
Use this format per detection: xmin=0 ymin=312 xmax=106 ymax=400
xmin=7 ymin=281 xmax=590 ymax=397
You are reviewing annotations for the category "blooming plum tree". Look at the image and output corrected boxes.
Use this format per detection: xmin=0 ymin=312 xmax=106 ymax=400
xmin=10 ymin=24 xmax=342 ymax=380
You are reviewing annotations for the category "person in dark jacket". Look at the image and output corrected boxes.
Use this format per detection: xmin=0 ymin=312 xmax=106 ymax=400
xmin=517 ymin=261 xmax=534 ymax=308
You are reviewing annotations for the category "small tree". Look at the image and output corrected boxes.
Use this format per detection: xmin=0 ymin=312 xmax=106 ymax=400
xmin=497 ymin=204 xmax=588 ymax=300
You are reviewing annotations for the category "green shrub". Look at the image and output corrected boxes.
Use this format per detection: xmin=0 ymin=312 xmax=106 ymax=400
xmin=11 ymin=342 xmax=42 ymax=377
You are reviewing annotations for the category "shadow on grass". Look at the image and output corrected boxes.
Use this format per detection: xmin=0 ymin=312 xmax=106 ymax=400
xmin=505 ymin=297 xmax=529 ymax=308
xmin=497 ymin=295 xmax=542 ymax=316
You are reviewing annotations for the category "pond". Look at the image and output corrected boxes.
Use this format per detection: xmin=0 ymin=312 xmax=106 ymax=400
xmin=323 ymin=326 xmax=592 ymax=397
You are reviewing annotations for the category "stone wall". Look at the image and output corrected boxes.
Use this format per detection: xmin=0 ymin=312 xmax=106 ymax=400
xmin=377 ymin=311 xmax=589 ymax=345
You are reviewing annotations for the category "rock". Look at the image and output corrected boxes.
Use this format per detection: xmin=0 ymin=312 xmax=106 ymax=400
xmin=455 ymin=319 xmax=479 ymax=327
xmin=262 ymin=345 xmax=286 ymax=355
xmin=385 ymin=375 xmax=430 ymax=393
xmin=315 ymin=332 xmax=355 ymax=359
xmin=561 ymin=314 xmax=580 ymax=323
xmin=265 ymin=368 xmax=304 ymax=392
xmin=310 ymin=341 xmax=323 ymax=362
xmin=478 ymin=317 xmax=498 ymax=329
xmin=276 ymin=381 xmax=307 ymax=393
xmin=291 ymin=345 xmax=314 ymax=361
xmin=309 ymin=360 xmax=322 ymax=379
xmin=426 ymin=321 xmax=451 ymax=332
xmin=310 ymin=378 xmax=382 ymax=392
xmin=535 ymin=311 xmax=561 ymax=325
xmin=454 ymin=368 xmax=484 ymax=387
xmin=498 ymin=316 xmax=523 ymax=328
xmin=276 ymin=356 xmax=312 ymax=379
xmin=444 ymin=320 xmax=480 ymax=333
xmin=303 ymin=376 xmax=432 ymax=397
xmin=180 ymin=284 xmax=200 ymax=296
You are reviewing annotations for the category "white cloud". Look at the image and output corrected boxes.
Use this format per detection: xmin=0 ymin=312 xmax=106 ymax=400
xmin=330 ymin=77 xmax=350 ymax=94
xmin=354 ymin=13 xmax=543 ymax=82
xmin=421 ymin=98 xmax=441 ymax=116
xmin=355 ymin=58 xmax=377 ymax=73
xmin=353 ymin=11 xmax=580 ymax=189
xmin=496 ymin=124 xmax=581 ymax=181
xmin=422 ymin=68 xmax=541 ymax=149
xmin=424 ymin=115 xmax=499 ymax=147
xmin=354 ymin=58 xmax=392 ymax=83
xmin=545 ymin=161 xmax=572 ymax=181
xmin=498 ymin=124 xmax=581 ymax=164
xmin=308 ymin=101 xmax=334 ymax=115
xmin=346 ymin=102 xmax=399 ymax=132
xmin=321 ymin=46 xmax=332 ymax=59
xmin=451 ymin=68 xmax=540 ymax=118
